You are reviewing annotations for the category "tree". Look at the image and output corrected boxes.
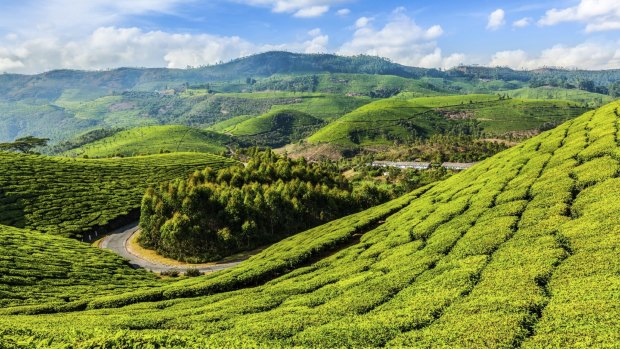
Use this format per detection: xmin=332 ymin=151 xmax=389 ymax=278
xmin=0 ymin=136 xmax=49 ymax=153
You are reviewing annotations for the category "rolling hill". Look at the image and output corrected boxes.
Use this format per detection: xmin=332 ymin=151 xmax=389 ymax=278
xmin=0 ymin=152 xmax=236 ymax=239
xmin=0 ymin=101 xmax=618 ymax=347
xmin=223 ymin=109 xmax=325 ymax=147
xmin=60 ymin=125 xmax=236 ymax=157
xmin=308 ymin=94 xmax=589 ymax=146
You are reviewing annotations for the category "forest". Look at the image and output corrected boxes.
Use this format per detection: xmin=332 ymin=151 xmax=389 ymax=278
xmin=139 ymin=148 xmax=393 ymax=262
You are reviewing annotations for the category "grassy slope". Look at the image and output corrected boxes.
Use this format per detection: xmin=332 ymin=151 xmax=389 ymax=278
xmin=223 ymin=109 xmax=325 ymax=146
xmin=0 ymin=152 xmax=236 ymax=239
xmin=2 ymin=101 xmax=620 ymax=347
xmin=504 ymin=86 xmax=614 ymax=106
xmin=61 ymin=125 xmax=235 ymax=157
xmin=308 ymin=94 xmax=589 ymax=146
xmin=0 ymin=224 xmax=160 ymax=308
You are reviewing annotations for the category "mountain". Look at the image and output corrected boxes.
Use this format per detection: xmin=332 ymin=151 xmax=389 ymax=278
xmin=1 ymin=101 xmax=619 ymax=347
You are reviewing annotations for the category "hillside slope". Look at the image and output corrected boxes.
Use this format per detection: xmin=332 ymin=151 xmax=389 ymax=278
xmin=308 ymin=95 xmax=588 ymax=146
xmin=224 ymin=109 xmax=325 ymax=147
xmin=0 ymin=224 xmax=160 ymax=308
xmin=2 ymin=102 xmax=620 ymax=347
xmin=61 ymin=125 xmax=235 ymax=157
xmin=0 ymin=152 xmax=235 ymax=239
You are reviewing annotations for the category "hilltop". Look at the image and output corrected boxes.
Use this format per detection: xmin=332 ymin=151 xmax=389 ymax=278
xmin=60 ymin=125 xmax=236 ymax=157
xmin=1 ymin=100 xmax=619 ymax=347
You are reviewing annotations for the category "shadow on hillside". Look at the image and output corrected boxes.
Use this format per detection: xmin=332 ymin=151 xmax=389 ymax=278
xmin=0 ymin=189 xmax=26 ymax=229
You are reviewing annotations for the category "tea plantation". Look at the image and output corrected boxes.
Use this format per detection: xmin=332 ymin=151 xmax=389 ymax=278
xmin=0 ymin=224 xmax=161 ymax=308
xmin=2 ymin=101 xmax=620 ymax=347
xmin=308 ymin=94 xmax=589 ymax=145
xmin=0 ymin=152 xmax=236 ymax=239
xmin=60 ymin=125 xmax=236 ymax=157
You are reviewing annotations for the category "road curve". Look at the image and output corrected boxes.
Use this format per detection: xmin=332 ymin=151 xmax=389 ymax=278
xmin=99 ymin=223 xmax=243 ymax=274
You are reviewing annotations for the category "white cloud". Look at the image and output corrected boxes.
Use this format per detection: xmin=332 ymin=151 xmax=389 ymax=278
xmin=338 ymin=10 xmax=462 ymax=69
xmin=513 ymin=17 xmax=531 ymax=28
xmin=539 ymin=0 xmax=620 ymax=32
xmin=336 ymin=8 xmax=351 ymax=16
xmin=233 ymin=0 xmax=344 ymax=17
xmin=293 ymin=5 xmax=329 ymax=18
xmin=308 ymin=28 xmax=322 ymax=37
xmin=0 ymin=27 xmax=259 ymax=73
xmin=487 ymin=9 xmax=506 ymax=30
xmin=489 ymin=42 xmax=620 ymax=70
xmin=355 ymin=17 xmax=373 ymax=29
xmin=304 ymin=34 xmax=329 ymax=53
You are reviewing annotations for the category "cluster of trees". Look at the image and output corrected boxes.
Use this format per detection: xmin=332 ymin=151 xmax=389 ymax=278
xmin=139 ymin=149 xmax=392 ymax=262
xmin=0 ymin=136 xmax=48 ymax=154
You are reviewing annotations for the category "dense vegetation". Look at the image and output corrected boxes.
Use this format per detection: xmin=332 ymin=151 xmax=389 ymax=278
xmin=0 ymin=152 xmax=235 ymax=239
xmin=60 ymin=125 xmax=236 ymax=157
xmin=140 ymin=149 xmax=392 ymax=262
xmin=1 ymin=101 xmax=619 ymax=347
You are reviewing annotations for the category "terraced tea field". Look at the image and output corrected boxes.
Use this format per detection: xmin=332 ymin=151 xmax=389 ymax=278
xmin=0 ymin=224 xmax=160 ymax=308
xmin=308 ymin=94 xmax=589 ymax=146
xmin=0 ymin=152 xmax=236 ymax=239
xmin=60 ymin=125 xmax=235 ymax=157
xmin=1 ymin=101 xmax=618 ymax=347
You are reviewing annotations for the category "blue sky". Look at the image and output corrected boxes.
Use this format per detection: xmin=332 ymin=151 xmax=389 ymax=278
xmin=0 ymin=0 xmax=618 ymax=73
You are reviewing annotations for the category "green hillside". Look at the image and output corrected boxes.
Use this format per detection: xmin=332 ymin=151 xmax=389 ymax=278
xmin=224 ymin=109 xmax=326 ymax=147
xmin=1 ymin=101 xmax=619 ymax=347
xmin=0 ymin=224 xmax=160 ymax=308
xmin=308 ymin=95 xmax=588 ymax=146
xmin=61 ymin=125 xmax=235 ymax=157
xmin=504 ymin=87 xmax=614 ymax=106
xmin=0 ymin=152 xmax=235 ymax=239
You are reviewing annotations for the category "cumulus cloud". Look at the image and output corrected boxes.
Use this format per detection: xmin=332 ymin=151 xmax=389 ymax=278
xmin=233 ymin=0 xmax=345 ymax=17
xmin=487 ymin=9 xmax=505 ymax=30
xmin=0 ymin=27 xmax=259 ymax=73
xmin=355 ymin=17 xmax=373 ymax=29
xmin=539 ymin=0 xmax=620 ymax=32
xmin=293 ymin=5 xmax=329 ymax=18
xmin=336 ymin=8 xmax=351 ymax=16
xmin=338 ymin=10 xmax=463 ymax=69
xmin=513 ymin=17 xmax=531 ymax=28
xmin=489 ymin=42 xmax=620 ymax=70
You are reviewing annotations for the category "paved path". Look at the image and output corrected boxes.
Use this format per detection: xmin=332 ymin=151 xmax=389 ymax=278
xmin=99 ymin=223 xmax=243 ymax=273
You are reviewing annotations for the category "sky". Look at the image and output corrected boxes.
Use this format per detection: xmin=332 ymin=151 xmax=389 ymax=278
xmin=0 ymin=0 xmax=619 ymax=73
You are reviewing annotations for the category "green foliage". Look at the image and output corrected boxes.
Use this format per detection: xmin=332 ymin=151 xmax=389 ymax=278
xmin=223 ymin=109 xmax=325 ymax=147
xmin=60 ymin=125 xmax=236 ymax=157
xmin=0 ymin=136 xmax=49 ymax=153
xmin=139 ymin=149 xmax=393 ymax=262
xmin=0 ymin=224 xmax=159 ymax=308
xmin=0 ymin=151 xmax=235 ymax=239
xmin=308 ymin=94 xmax=588 ymax=146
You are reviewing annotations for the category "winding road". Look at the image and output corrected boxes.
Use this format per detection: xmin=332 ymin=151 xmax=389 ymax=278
xmin=99 ymin=223 xmax=244 ymax=273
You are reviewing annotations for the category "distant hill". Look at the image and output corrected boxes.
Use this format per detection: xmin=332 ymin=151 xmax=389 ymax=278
xmin=225 ymin=109 xmax=326 ymax=147
xmin=2 ymin=51 xmax=618 ymax=103
xmin=61 ymin=125 xmax=236 ymax=157
xmin=308 ymin=95 xmax=589 ymax=146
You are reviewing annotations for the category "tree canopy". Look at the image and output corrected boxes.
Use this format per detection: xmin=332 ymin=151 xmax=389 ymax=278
xmin=0 ymin=136 xmax=49 ymax=153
